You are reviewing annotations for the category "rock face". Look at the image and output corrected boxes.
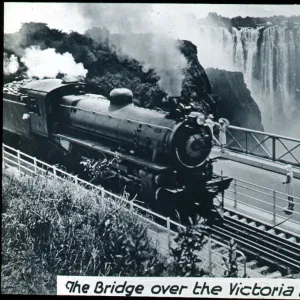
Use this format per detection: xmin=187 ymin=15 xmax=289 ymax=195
xmin=178 ymin=40 xmax=216 ymax=115
xmin=205 ymin=68 xmax=264 ymax=131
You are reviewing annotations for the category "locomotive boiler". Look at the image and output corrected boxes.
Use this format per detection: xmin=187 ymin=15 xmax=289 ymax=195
xmin=3 ymin=78 xmax=232 ymax=224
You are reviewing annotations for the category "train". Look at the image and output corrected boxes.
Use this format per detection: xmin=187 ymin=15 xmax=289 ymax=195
xmin=3 ymin=78 xmax=232 ymax=224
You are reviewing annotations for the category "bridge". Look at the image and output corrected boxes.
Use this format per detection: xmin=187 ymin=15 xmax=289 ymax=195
xmin=221 ymin=125 xmax=300 ymax=167
xmin=210 ymin=125 xmax=300 ymax=236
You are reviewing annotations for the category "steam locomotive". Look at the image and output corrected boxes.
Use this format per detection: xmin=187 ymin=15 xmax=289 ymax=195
xmin=3 ymin=78 xmax=232 ymax=224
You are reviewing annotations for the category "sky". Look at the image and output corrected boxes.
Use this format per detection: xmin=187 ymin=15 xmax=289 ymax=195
xmin=4 ymin=3 xmax=300 ymax=34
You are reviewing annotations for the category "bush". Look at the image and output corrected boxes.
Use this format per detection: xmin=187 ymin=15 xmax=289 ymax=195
xmin=1 ymin=175 xmax=166 ymax=294
xmin=168 ymin=216 xmax=209 ymax=277
xmin=223 ymin=238 xmax=239 ymax=277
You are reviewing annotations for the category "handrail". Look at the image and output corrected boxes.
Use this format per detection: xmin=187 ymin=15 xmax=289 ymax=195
xmin=215 ymin=171 xmax=300 ymax=201
xmin=221 ymin=126 xmax=300 ymax=166
xmin=215 ymin=171 xmax=300 ymax=227
xmin=2 ymin=143 xmax=247 ymax=277
xmin=228 ymin=125 xmax=300 ymax=143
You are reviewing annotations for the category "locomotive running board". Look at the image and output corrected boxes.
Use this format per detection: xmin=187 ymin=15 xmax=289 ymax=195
xmin=53 ymin=133 xmax=168 ymax=171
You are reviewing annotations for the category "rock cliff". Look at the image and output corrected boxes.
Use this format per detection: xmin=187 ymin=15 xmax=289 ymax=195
xmin=205 ymin=68 xmax=264 ymax=131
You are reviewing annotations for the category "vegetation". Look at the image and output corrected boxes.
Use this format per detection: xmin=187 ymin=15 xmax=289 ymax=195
xmin=169 ymin=216 xmax=209 ymax=277
xmin=223 ymin=238 xmax=239 ymax=277
xmin=2 ymin=169 xmax=243 ymax=294
xmin=4 ymin=22 xmax=166 ymax=106
xmin=80 ymin=154 xmax=122 ymax=184
xmin=199 ymin=12 xmax=300 ymax=29
xmin=1 ymin=175 xmax=167 ymax=294
xmin=4 ymin=22 xmax=215 ymax=114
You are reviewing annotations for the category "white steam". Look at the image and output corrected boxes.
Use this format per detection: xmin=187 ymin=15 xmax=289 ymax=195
xmin=77 ymin=3 xmax=188 ymax=96
xmin=20 ymin=46 xmax=88 ymax=79
xmin=4 ymin=53 xmax=19 ymax=75
xmin=111 ymin=34 xmax=187 ymax=96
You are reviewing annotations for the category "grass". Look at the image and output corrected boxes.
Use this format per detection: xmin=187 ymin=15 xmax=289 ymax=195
xmin=1 ymin=174 xmax=168 ymax=294
xmin=2 ymin=169 xmax=231 ymax=294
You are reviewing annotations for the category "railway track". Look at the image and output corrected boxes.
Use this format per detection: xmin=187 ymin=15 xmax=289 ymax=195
xmin=131 ymin=202 xmax=300 ymax=277
xmin=211 ymin=209 xmax=300 ymax=277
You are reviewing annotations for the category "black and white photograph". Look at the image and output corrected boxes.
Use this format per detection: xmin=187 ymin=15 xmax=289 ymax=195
xmin=2 ymin=2 xmax=300 ymax=296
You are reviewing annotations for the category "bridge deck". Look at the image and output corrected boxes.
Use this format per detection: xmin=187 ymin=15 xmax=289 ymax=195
xmin=211 ymin=148 xmax=300 ymax=179
xmin=212 ymin=156 xmax=300 ymax=235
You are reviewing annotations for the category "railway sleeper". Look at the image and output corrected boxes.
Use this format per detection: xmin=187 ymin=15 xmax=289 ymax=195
xmin=212 ymin=226 xmax=300 ymax=272
xmin=224 ymin=216 xmax=300 ymax=250
xmin=224 ymin=210 xmax=300 ymax=244
xmin=222 ymin=223 xmax=300 ymax=258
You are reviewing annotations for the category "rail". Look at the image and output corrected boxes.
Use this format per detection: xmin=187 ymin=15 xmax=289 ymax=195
xmin=216 ymin=171 xmax=300 ymax=230
xmin=2 ymin=143 xmax=247 ymax=277
xmin=221 ymin=125 xmax=300 ymax=167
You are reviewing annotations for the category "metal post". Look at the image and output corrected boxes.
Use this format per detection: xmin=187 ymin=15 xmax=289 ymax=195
xmin=100 ymin=188 xmax=105 ymax=207
xmin=272 ymin=137 xmax=276 ymax=162
xmin=221 ymin=170 xmax=224 ymax=210
xmin=208 ymin=233 xmax=212 ymax=276
xmin=167 ymin=217 xmax=171 ymax=251
xmin=34 ymin=157 xmax=37 ymax=174
xmin=245 ymin=132 xmax=248 ymax=155
xmin=74 ymin=175 xmax=78 ymax=185
xmin=130 ymin=201 xmax=134 ymax=210
xmin=100 ymin=187 xmax=105 ymax=198
xmin=2 ymin=144 xmax=5 ymax=169
xmin=53 ymin=166 xmax=57 ymax=180
xmin=17 ymin=150 xmax=21 ymax=171
xmin=273 ymin=190 xmax=276 ymax=224
xmin=234 ymin=178 xmax=237 ymax=209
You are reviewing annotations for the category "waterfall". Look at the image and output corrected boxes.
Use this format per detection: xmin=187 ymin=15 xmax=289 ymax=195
xmin=196 ymin=25 xmax=300 ymax=137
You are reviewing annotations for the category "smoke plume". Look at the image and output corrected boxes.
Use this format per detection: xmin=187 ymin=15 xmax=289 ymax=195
xmin=76 ymin=3 xmax=188 ymax=96
xmin=110 ymin=34 xmax=187 ymax=96
xmin=20 ymin=46 xmax=88 ymax=80
xmin=4 ymin=53 xmax=19 ymax=75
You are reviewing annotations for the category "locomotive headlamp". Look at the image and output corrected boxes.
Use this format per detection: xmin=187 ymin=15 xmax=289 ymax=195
xmin=196 ymin=113 xmax=205 ymax=125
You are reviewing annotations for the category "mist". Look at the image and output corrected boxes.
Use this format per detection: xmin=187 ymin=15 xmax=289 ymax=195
xmin=76 ymin=3 xmax=188 ymax=96
xmin=109 ymin=34 xmax=187 ymax=96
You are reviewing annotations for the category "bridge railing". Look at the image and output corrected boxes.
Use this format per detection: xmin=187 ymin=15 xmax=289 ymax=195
xmin=223 ymin=125 xmax=300 ymax=167
xmin=219 ymin=174 xmax=300 ymax=230
xmin=2 ymin=143 xmax=246 ymax=277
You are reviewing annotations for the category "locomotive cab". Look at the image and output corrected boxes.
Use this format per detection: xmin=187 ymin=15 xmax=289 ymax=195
xmin=18 ymin=79 xmax=105 ymax=138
